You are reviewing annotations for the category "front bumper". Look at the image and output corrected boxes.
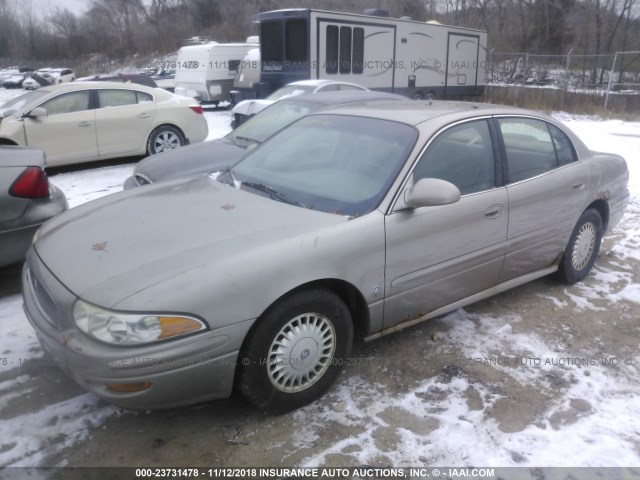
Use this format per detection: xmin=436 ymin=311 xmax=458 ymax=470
xmin=22 ymin=249 xmax=255 ymax=409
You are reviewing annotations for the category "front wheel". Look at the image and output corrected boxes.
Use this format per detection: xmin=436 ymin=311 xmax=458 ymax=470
xmin=238 ymin=289 xmax=353 ymax=414
xmin=558 ymin=209 xmax=603 ymax=284
xmin=147 ymin=126 xmax=185 ymax=155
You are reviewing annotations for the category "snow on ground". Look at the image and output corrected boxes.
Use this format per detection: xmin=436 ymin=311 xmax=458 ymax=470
xmin=1 ymin=85 xmax=639 ymax=467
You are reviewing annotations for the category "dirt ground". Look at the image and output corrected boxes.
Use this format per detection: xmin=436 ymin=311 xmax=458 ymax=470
xmin=1 ymin=221 xmax=639 ymax=474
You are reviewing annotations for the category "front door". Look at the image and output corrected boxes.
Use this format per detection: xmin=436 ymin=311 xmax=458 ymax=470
xmin=24 ymin=90 xmax=97 ymax=166
xmin=384 ymin=119 xmax=507 ymax=328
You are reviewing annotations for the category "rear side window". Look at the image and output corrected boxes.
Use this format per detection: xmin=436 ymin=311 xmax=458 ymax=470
xmin=499 ymin=118 xmax=578 ymax=182
xmin=413 ymin=120 xmax=495 ymax=195
xmin=98 ymin=89 xmax=137 ymax=108
xmin=41 ymin=91 xmax=90 ymax=115
xmin=548 ymin=124 xmax=578 ymax=166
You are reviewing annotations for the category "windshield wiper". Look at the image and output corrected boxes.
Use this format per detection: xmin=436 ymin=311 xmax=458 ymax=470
xmin=241 ymin=182 xmax=300 ymax=207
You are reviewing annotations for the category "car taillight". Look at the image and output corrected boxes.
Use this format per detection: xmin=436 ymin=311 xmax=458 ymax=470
xmin=189 ymin=105 xmax=204 ymax=114
xmin=10 ymin=166 xmax=50 ymax=198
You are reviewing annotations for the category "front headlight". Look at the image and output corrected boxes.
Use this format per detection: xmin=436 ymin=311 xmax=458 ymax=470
xmin=72 ymin=299 xmax=206 ymax=346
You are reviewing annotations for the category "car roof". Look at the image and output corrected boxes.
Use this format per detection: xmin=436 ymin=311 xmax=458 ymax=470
xmin=287 ymin=79 xmax=352 ymax=88
xmin=37 ymin=81 xmax=158 ymax=93
xmin=318 ymin=100 xmax=550 ymax=127
xmin=279 ymin=90 xmax=406 ymax=107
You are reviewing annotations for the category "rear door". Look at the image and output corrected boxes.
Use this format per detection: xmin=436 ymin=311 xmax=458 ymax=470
xmin=496 ymin=116 xmax=589 ymax=281
xmin=95 ymin=89 xmax=155 ymax=156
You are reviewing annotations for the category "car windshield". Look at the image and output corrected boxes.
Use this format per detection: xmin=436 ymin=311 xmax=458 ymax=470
xmin=0 ymin=90 xmax=49 ymax=117
xmin=228 ymin=99 xmax=321 ymax=145
xmin=266 ymin=85 xmax=315 ymax=101
xmin=229 ymin=114 xmax=417 ymax=216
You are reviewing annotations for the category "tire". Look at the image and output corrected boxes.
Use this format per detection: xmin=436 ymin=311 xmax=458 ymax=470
xmin=558 ymin=209 xmax=603 ymax=284
xmin=412 ymin=91 xmax=424 ymax=100
xmin=147 ymin=125 xmax=185 ymax=155
xmin=238 ymin=289 xmax=353 ymax=414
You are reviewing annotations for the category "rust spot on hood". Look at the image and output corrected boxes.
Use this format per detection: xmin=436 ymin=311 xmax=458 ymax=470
xmin=91 ymin=242 xmax=108 ymax=251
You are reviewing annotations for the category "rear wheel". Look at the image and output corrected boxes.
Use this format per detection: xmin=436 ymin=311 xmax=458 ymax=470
xmin=238 ymin=289 xmax=353 ymax=414
xmin=147 ymin=125 xmax=185 ymax=155
xmin=558 ymin=209 xmax=603 ymax=283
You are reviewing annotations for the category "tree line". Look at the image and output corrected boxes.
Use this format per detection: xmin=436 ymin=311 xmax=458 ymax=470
xmin=0 ymin=0 xmax=638 ymax=68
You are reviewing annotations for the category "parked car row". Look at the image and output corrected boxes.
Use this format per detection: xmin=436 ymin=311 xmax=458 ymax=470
xmin=1 ymin=67 xmax=75 ymax=89
xmin=10 ymin=93 xmax=629 ymax=414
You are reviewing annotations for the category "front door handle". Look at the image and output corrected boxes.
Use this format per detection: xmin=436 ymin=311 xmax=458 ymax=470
xmin=484 ymin=204 xmax=504 ymax=219
xmin=572 ymin=183 xmax=585 ymax=190
xmin=78 ymin=121 xmax=91 ymax=127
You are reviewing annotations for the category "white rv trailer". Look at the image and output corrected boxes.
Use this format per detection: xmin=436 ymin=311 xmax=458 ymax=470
xmin=174 ymin=36 xmax=259 ymax=105
xmin=254 ymin=9 xmax=487 ymax=99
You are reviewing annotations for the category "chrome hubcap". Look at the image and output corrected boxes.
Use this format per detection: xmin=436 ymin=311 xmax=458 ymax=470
xmin=154 ymin=131 xmax=180 ymax=152
xmin=267 ymin=313 xmax=336 ymax=393
xmin=572 ymin=222 xmax=596 ymax=271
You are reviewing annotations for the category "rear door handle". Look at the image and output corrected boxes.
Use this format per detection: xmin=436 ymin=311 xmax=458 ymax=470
xmin=484 ymin=204 xmax=504 ymax=219
xmin=572 ymin=183 xmax=585 ymax=190
xmin=138 ymin=113 xmax=150 ymax=119
xmin=78 ymin=121 xmax=91 ymax=127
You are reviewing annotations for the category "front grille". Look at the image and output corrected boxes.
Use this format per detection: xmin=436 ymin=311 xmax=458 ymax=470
xmin=28 ymin=268 xmax=62 ymax=329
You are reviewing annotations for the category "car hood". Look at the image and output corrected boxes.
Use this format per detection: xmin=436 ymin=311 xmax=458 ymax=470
xmin=34 ymin=175 xmax=344 ymax=308
xmin=131 ymin=137 xmax=247 ymax=185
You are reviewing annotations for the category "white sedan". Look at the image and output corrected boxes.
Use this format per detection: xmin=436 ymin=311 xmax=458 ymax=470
xmin=231 ymin=79 xmax=368 ymax=127
xmin=0 ymin=82 xmax=208 ymax=167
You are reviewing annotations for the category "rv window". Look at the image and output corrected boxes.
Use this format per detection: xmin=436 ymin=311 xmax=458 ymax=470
xmin=261 ymin=21 xmax=283 ymax=63
xmin=339 ymin=27 xmax=352 ymax=74
xmin=285 ymin=19 xmax=307 ymax=63
xmin=326 ymin=26 xmax=339 ymax=74
xmin=353 ymin=28 xmax=364 ymax=74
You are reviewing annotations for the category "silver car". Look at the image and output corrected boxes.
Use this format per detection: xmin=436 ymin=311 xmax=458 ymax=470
xmin=0 ymin=146 xmax=67 ymax=268
xmin=22 ymin=101 xmax=629 ymax=413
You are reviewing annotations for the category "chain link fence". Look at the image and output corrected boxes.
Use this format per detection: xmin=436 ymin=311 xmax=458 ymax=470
xmin=486 ymin=50 xmax=640 ymax=113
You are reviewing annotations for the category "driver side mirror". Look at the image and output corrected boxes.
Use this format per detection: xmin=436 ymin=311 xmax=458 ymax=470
xmin=403 ymin=178 xmax=461 ymax=208
xmin=26 ymin=107 xmax=48 ymax=119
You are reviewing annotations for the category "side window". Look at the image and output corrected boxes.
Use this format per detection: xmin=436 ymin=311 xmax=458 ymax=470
xmin=548 ymin=124 xmax=578 ymax=166
xmin=136 ymin=91 xmax=153 ymax=104
xmin=339 ymin=27 xmax=352 ymax=74
xmin=98 ymin=89 xmax=137 ymax=108
xmin=499 ymin=118 xmax=557 ymax=183
xmin=326 ymin=26 xmax=339 ymax=74
xmin=352 ymin=28 xmax=364 ymax=74
xmin=41 ymin=91 xmax=90 ymax=115
xmin=413 ymin=120 xmax=495 ymax=195
xmin=325 ymin=25 xmax=364 ymax=75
